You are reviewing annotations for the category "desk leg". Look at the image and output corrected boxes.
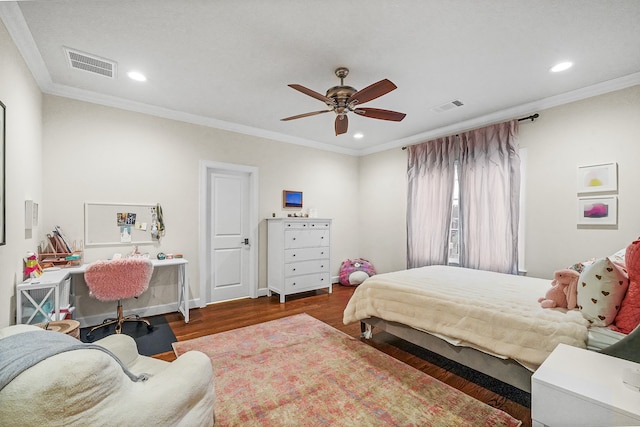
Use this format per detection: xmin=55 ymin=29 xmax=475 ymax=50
xmin=177 ymin=264 xmax=190 ymax=323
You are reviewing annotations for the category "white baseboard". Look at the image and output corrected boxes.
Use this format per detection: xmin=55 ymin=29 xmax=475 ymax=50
xmin=75 ymin=298 xmax=200 ymax=328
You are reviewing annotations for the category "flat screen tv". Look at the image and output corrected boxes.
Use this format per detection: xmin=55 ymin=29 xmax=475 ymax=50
xmin=283 ymin=190 xmax=303 ymax=208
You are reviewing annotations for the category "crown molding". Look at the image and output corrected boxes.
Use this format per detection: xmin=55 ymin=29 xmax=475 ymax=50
xmin=44 ymin=82 xmax=361 ymax=156
xmin=0 ymin=2 xmax=52 ymax=89
xmin=3 ymin=2 xmax=638 ymax=158
xmin=362 ymin=72 xmax=640 ymax=156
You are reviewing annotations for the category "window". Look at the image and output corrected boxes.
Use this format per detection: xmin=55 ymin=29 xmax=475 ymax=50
xmin=448 ymin=162 xmax=460 ymax=264
xmin=447 ymin=150 xmax=527 ymax=271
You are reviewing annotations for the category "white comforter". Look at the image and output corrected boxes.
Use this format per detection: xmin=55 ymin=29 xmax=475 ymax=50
xmin=343 ymin=265 xmax=589 ymax=369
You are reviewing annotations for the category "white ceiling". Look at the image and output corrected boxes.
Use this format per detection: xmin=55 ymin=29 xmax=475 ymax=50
xmin=1 ymin=0 xmax=640 ymax=156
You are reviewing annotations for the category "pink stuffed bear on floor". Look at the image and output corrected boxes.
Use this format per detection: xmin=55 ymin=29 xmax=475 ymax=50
xmin=538 ymin=269 xmax=580 ymax=309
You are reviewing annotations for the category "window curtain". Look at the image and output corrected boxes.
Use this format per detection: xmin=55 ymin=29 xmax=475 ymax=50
xmin=406 ymin=136 xmax=456 ymax=268
xmin=458 ymin=120 xmax=520 ymax=274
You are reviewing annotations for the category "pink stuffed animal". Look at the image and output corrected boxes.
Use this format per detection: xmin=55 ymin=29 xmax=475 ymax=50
xmin=538 ymin=269 xmax=580 ymax=309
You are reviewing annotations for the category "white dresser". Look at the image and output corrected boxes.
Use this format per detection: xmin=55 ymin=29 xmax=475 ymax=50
xmin=531 ymin=343 xmax=640 ymax=427
xmin=267 ymin=218 xmax=332 ymax=303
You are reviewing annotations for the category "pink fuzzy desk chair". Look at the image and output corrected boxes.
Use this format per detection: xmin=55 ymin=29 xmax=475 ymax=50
xmin=84 ymin=258 xmax=154 ymax=338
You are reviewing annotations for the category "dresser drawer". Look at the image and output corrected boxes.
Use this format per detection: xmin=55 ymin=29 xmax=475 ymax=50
xmin=284 ymin=221 xmax=331 ymax=230
xmin=284 ymin=273 xmax=331 ymax=292
xmin=285 ymin=260 xmax=330 ymax=277
xmin=285 ymin=229 xmax=329 ymax=248
xmin=284 ymin=247 xmax=329 ymax=262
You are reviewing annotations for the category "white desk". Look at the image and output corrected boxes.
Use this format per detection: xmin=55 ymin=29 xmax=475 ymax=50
xmin=17 ymin=258 xmax=190 ymax=324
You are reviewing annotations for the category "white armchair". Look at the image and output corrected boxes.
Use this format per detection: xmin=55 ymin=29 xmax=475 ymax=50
xmin=0 ymin=325 xmax=215 ymax=426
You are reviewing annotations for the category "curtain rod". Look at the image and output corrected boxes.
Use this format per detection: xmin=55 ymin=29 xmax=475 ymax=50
xmin=401 ymin=113 xmax=539 ymax=150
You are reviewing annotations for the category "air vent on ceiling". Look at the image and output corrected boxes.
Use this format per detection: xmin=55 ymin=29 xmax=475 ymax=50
xmin=431 ymin=99 xmax=464 ymax=113
xmin=64 ymin=47 xmax=117 ymax=79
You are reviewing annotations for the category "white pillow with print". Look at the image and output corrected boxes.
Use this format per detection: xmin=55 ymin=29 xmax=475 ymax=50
xmin=577 ymin=257 xmax=629 ymax=326
xmin=609 ymin=247 xmax=627 ymax=268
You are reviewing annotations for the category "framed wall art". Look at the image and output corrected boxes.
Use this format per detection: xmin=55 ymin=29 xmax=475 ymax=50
xmin=577 ymin=196 xmax=617 ymax=226
xmin=282 ymin=190 xmax=303 ymax=209
xmin=577 ymin=162 xmax=617 ymax=193
xmin=0 ymin=100 xmax=5 ymax=245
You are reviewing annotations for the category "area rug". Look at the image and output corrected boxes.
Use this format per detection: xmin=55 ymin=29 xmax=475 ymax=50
xmin=173 ymin=313 xmax=522 ymax=426
xmin=80 ymin=315 xmax=176 ymax=356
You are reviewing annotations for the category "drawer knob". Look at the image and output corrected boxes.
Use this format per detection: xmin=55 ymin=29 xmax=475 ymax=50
xmin=293 ymin=237 xmax=296 ymax=240
xmin=320 ymin=265 xmax=324 ymax=268
xmin=292 ymin=254 xmax=296 ymax=257
xmin=292 ymin=268 xmax=296 ymax=271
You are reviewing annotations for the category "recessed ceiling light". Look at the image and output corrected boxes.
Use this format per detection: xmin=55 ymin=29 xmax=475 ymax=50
xmin=353 ymin=133 xmax=364 ymax=139
xmin=127 ymin=71 xmax=147 ymax=82
xmin=550 ymin=61 xmax=573 ymax=73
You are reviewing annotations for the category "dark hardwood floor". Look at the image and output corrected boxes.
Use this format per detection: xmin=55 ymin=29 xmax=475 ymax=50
xmin=155 ymin=284 xmax=532 ymax=427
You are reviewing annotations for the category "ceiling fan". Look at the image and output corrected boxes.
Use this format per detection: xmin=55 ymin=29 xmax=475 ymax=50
xmin=281 ymin=67 xmax=406 ymax=136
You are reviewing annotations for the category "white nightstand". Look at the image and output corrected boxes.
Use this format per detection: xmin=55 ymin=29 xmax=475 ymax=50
xmin=531 ymin=343 xmax=640 ymax=427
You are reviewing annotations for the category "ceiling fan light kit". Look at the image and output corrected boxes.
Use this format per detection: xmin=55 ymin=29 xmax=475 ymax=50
xmin=282 ymin=67 xmax=406 ymax=136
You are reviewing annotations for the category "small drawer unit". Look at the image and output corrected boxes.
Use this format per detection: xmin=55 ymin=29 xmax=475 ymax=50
xmin=532 ymin=344 xmax=640 ymax=427
xmin=267 ymin=218 xmax=332 ymax=303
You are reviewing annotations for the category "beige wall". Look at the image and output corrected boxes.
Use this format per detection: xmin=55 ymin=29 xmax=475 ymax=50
xmin=41 ymin=95 xmax=360 ymax=321
xmin=520 ymin=85 xmax=640 ymax=278
xmin=0 ymin=22 xmax=43 ymax=327
xmin=358 ymin=85 xmax=640 ymax=280
xmin=357 ymin=147 xmax=407 ymax=273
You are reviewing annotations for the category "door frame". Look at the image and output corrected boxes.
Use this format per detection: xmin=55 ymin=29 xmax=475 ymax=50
xmin=199 ymin=160 xmax=259 ymax=307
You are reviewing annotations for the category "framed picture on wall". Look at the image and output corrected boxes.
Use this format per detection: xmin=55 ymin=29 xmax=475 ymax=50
xmin=577 ymin=196 xmax=617 ymax=225
xmin=577 ymin=162 xmax=617 ymax=193
xmin=283 ymin=190 xmax=303 ymax=208
xmin=0 ymin=100 xmax=5 ymax=246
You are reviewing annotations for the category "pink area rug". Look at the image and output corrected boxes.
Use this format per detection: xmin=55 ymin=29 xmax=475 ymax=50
xmin=173 ymin=313 xmax=521 ymax=427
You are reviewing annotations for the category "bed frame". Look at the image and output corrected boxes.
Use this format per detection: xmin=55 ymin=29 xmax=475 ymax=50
xmin=361 ymin=317 xmax=534 ymax=393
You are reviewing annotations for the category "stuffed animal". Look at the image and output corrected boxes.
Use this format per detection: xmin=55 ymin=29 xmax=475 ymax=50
xmin=538 ymin=269 xmax=580 ymax=309
xmin=339 ymin=258 xmax=376 ymax=286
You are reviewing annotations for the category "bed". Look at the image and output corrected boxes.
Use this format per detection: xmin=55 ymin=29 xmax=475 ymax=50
xmin=343 ymin=265 xmax=634 ymax=393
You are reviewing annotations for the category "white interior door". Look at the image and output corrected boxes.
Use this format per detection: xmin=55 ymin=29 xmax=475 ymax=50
xmin=201 ymin=162 xmax=257 ymax=304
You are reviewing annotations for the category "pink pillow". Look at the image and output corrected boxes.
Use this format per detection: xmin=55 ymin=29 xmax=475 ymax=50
xmin=614 ymin=239 xmax=640 ymax=334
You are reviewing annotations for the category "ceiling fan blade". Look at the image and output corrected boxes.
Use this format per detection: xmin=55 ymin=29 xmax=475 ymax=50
xmin=349 ymin=79 xmax=397 ymax=106
xmin=353 ymin=107 xmax=406 ymax=122
xmin=281 ymin=110 xmax=332 ymax=121
xmin=288 ymin=84 xmax=336 ymax=106
xmin=335 ymin=115 xmax=348 ymax=135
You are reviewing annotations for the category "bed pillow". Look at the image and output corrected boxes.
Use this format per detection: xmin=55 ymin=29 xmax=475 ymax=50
xmin=568 ymin=258 xmax=596 ymax=274
xmin=609 ymin=247 xmax=627 ymax=268
xmin=613 ymin=238 xmax=640 ymax=334
xmin=577 ymin=257 xmax=629 ymax=326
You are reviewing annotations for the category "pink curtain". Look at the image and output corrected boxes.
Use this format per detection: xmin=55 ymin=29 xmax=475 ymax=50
xmin=406 ymin=136 xmax=457 ymax=268
xmin=458 ymin=120 xmax=520 ymax=274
